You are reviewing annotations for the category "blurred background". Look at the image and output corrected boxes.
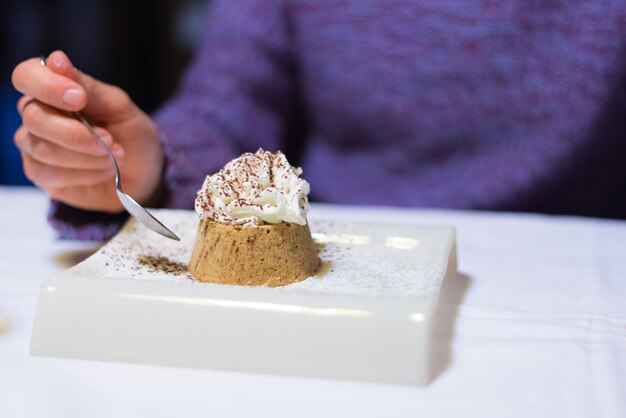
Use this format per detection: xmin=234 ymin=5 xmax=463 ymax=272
xmin=1 ymin=0 xmax=209 ymax=185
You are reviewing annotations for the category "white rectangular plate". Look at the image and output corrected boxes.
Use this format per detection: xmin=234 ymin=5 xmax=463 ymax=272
xmin=31 ymin=210 xmax=456 ymax=386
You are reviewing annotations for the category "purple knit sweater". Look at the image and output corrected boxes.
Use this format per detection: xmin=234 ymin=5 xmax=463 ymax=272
xmin=51 ymin=0 xmax=626 ymax=240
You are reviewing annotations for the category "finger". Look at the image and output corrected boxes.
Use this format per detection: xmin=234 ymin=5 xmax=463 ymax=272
xmin=15 ymin=127 xmax=125 ymax=170
xmin=17 ymin=95 xmax=32 ymax=115
xmin=47 ymin=185 xmax=124 ymax=213
xmin=45 ymin=50 xmax=135 ymax=120
xmin=12 ymin=57 xmax=87 ymax=112
xmin=17 ymin=95 xmax=34 ymax=116
xmin=17 ymin=95 xmax=35 ymax=116
xmin=20 ymin=99 xmax=116 ymax=156
xmin=21 ymin=152 xmax=116 ymax=189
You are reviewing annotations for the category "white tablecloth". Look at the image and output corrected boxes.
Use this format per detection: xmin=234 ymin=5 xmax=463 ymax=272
xmin=1 ymin=186 xmax=624 ymax=418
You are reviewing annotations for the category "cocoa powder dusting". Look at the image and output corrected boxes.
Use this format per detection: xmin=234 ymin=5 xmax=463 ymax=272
xmin=195 ymin=149 xmax=302 ymax=227
xmin=138 ymin=255 xmax=188 ymax=275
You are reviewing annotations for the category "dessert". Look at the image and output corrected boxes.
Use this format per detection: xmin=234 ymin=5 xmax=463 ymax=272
xmin=189 ymin=149 xmax=320 ymax=286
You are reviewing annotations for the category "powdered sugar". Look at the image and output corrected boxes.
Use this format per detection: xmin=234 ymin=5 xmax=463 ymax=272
xmin=71 ymin=209 xmax=455 ymax=298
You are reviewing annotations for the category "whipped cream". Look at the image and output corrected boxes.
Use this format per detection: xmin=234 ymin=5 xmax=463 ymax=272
xmin=195 ymin=149 xmax=311 ymax=226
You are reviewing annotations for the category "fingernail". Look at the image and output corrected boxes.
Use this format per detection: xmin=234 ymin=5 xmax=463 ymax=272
xmin=94 ymin=128 xmax=112 ymax=144
xmin=62 ymin=89 xmax=83 ymax=107
xmin=51 ymin=53 xmax=63 ymax=69
xmin=91 ymin=131 xmax=112 ymax=155
xmin=112 ymin=145 xmax=125 ymax=160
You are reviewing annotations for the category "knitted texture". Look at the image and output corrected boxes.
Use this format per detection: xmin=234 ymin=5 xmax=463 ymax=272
xmin=51 ymin=0 xmax=626 ymax=239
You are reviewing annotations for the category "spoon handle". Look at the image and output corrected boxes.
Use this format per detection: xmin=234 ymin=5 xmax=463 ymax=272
xmin=74 ymin=111 xmax=122 ymax=189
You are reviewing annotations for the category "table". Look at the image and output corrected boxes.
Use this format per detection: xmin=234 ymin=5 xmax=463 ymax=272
xmin=1 ymin=186 xmax=624 ymax=418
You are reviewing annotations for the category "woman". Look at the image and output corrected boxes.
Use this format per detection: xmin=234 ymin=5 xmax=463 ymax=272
xmin=12 ymin=0 xmax=626 ymax=239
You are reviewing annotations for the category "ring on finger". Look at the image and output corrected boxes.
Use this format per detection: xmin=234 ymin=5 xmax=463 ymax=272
xmin=20 ymin=98 xmax=38 ymax=117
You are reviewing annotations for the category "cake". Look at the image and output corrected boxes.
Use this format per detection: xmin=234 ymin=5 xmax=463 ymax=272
xmin=189 ymin=149 xmax=320 ymax=286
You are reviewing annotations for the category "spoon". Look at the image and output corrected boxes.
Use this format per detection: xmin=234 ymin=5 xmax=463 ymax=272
xmin=74 ymin=112 xmax=180 ymax=241
xmin=39 ymin=56 xmax=180 ymax=241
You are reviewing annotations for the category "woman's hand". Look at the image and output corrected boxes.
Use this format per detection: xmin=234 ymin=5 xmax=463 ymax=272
xmin=11 ymin=50 xmax=165 ymax=213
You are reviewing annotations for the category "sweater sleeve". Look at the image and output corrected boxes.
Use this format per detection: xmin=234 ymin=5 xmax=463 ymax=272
xmin=48 ymin=0 xmax=296 ymax=240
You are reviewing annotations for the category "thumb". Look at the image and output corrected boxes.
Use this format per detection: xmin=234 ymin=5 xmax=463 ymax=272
xmin=46 ymin=50 xmax=136 ymax=121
